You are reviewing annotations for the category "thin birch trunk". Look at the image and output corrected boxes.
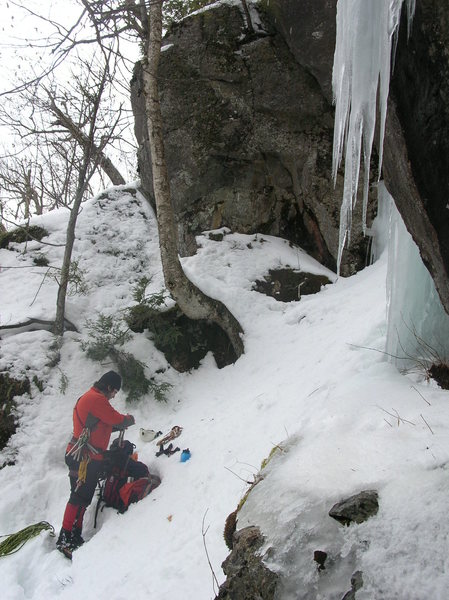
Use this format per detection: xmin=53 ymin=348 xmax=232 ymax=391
xmin=142 ymin=0 xmax=244 ymax=360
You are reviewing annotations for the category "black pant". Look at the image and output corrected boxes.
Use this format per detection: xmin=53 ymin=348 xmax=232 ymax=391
xmin=66 ymin=453 xmax=104 ymax=507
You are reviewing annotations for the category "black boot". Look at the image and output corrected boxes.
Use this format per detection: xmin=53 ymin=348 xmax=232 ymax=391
xmin=72 ymin=526 xmax=85 ymax=548
xmin=56 ymin=528 xmax=74 ymax=560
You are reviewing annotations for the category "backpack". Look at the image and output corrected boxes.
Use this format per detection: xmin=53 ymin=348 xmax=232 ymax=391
xmin=102 ymin=438 xmax=135 ymax=510
xmin=94 ymin=437 xmax=160 ymax=526
xmin=119 ymin=475 xmax=161 ymax=508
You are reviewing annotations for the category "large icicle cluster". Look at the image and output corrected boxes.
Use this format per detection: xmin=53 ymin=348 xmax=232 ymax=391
xmin=332 ymin=0 xmax=415 ymax=272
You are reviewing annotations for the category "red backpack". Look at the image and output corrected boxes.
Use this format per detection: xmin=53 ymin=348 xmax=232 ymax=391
xmin=94 ymin=438 xmax=161 ymax=525
xmin=119 ymin=475 xmax=162 ymax=508
xmin=101 ymin=438 xmax=136 ymax=513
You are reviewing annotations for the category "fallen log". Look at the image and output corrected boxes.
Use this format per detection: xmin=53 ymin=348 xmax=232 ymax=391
xmin=0 ymin=317 xmax=78 ymax=336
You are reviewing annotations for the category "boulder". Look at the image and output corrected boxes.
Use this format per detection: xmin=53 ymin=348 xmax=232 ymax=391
xmin=329 ymin=490 xmax=379 ymax=526
xmin=215 ymin=526 xmax=278 ymax=600
xmin=341 ymin=570 xmax=364 ymax=600
xmin=131 ymin=0 xmax=449 ymax=312
xmin=131 ymin=2 xmax=376 ymax=276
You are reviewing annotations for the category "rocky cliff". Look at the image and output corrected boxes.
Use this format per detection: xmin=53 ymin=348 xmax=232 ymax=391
xmin=384 ymin=0 xmax=449 ymax=316
xmin=131 ymin=1 xmax=376 ymax=277
xmin=132 ymin=0 xmax=449 ymax=311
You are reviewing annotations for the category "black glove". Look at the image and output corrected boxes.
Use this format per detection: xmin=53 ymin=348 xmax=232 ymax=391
xmin=122 ymin=414 xmax=135 ymax=429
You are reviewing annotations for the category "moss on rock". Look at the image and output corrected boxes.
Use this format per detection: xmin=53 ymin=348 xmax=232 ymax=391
xmin=0 ymin=225 xmax=48 ymax=249
xmin=126 ymin=304 xmax=237 ymax=371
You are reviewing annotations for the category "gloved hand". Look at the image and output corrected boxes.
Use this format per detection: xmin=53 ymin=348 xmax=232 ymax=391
xmin=123 ymin=414 xmax=135 ymax=429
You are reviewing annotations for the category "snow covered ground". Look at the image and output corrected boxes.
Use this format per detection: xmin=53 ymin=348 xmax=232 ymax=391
xmin=1 ymin=186 xmax=449 ymax=599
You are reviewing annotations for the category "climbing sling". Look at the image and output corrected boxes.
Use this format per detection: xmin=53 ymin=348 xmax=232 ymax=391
xmin=66 ymin=400 xmax=100 ymax=490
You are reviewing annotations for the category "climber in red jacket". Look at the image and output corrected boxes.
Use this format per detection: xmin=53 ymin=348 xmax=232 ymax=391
xmin=56 ymin=371 xmax=135 ymax=559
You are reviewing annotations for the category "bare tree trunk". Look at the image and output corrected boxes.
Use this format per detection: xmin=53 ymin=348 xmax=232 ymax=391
xmin=240 ymin=0 xmax=255 ymax=34
xmin=53 ymin=176 xmax=87 ymax=337
xmin=53 ymin=63 xmax=110 ymax=337
xmin=142 ymin=0 xmax=244 ymax=360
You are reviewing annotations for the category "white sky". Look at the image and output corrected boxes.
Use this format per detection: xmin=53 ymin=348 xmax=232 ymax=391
xmin=0 ymin=0 xmax=141 ymax=208
xmin=0 ymin=0 xmax=85 ymax=94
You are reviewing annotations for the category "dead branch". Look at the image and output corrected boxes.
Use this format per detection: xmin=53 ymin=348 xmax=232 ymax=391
xmin=420 ymin=414 xmax=434 ymax=435
xmin=202 ymin=509 xmax=220 ymax=596
xmin=347 ymin=342 xmax=407 ymax=361
xmin=0 ymin=318 xmax=78 ymax=336
xmin=377 ymin=406 xmax=416 ymax=427
xmin=224 ymin=466 xmax=254 ymax=485
xmin=411 ymin=385 xmax=431 ymax=406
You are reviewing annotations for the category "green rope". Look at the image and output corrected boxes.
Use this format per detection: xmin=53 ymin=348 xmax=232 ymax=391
xmin=0 ymin=521 xmax=55 ymax=557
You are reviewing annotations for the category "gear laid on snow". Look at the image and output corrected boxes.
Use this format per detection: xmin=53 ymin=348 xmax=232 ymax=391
xmin=154 ymin=426 xmax=185 ymax=458
xmin=180 ymin=449 xmax=191 ymax=462
xmin=139 ymin=427 xmax=162 ymax=442
xmin=0 ymin=522 xmax=55 ymax=557
xmin=155 ymin=442 xmax=180 ymax=457
xmin=156 ymin=425 xmax=183 ymax=447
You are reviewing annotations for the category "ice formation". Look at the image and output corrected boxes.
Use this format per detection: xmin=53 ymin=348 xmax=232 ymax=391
xmin=332 ymin=0 xmax=415 ymax=272
xmin=332 ymin=0 xmax=449 ymax=367
xmin=377 ymin=184 xmax=449 ymax=368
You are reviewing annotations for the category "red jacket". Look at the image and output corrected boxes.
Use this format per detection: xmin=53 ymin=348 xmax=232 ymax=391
xmin=71 ymin=386 xmax=128 ymax=456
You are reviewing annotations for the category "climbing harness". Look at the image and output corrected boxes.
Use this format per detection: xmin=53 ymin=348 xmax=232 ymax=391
xmin=66 ymin=399 xmax=101 ymax=490
xmin=66 ymin=431 xmax=99 ymax=492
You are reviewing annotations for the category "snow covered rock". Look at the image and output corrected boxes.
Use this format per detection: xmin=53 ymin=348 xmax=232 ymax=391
xmin=329 ymin=490 xmax=379 ymax=527
xmin=215 ymin=526 xmax=278 ymax=600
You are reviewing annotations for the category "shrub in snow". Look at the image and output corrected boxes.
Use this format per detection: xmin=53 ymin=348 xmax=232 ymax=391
xmin=81 ymin=313 xmax=171 ymax=403
xmin=0 ymin=372 xmax=30 ymax=454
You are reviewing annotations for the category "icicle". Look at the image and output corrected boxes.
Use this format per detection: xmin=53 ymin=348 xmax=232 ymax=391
xmin=332 ymin=0 xmax=415 ymax=274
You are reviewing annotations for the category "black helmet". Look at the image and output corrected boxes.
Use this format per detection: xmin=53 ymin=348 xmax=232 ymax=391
xmin=97 ymin=370 xmax=122 ymax=391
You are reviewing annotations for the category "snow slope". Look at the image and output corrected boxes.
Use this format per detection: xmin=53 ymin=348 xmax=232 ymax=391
xmin=1 ymin=186 xmax=449 ymax=600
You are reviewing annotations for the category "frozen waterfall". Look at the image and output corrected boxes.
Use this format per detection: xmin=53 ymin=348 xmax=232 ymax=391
xmin=332 ymin=0 xmax=449 ymax=369
xmin=374 ymin=184 xmax=449 ymax=369
xmin=332 ymin=0 xmax=415 ymax=272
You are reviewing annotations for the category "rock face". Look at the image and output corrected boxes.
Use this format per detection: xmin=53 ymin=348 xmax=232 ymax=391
xmin=131 ymin=0 xmax=449 ymax=311
xmin=258 ymin=0 xmax=337 ymax=103
xmin=384 ymin=0 xmax=449 ymax=315
xmin=265 ymin=0 xmax=449 ymax=317
xmin=329 ymin=490 xmax=379 ymax=526
xmin=341 ymin=571 xmax=364 ymax=600
xmin=131 ymin=2 xmax=376 ymax=276
xmin=215 ymin=526 xmax=278 ymax=600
